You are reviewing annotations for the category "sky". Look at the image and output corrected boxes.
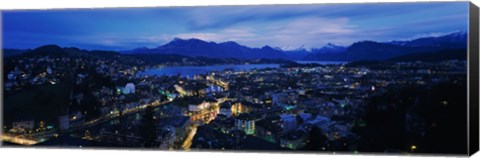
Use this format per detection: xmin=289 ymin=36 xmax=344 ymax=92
xmin=2 ymin=2 xmax=469 ymax=51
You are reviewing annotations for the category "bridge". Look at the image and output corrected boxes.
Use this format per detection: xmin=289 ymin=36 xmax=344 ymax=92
xmin=207 ymin=77 xmax=229 ymax=91
xmin=190 ymin=111 xmax=218 ymax=122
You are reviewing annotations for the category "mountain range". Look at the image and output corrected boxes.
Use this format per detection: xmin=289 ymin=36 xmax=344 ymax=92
xmin=122 ymin=31 xmax=467 ymax=61
xmin=4 ymin=44 xmax=294 ymax=67
xmin=3 ymin=31 xmax=467 ymax=62
xmin=307 ymin=31 xmax=467 ymax=61
xmin=122 ymin=38 xmax=287 ymax=59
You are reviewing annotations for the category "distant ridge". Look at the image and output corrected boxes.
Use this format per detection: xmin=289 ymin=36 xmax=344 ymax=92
xmin=122 ymin=31 xmax=466 ymax=61
xmin=7 ymin=31 xmax=467 ymax=62
xmin=345 ymin=48 xmax=467 ymax=67
xmin=122 ymin=38 xmax=286 ymax=59
xmin=306 ymin=30 xmax=467 ymax=61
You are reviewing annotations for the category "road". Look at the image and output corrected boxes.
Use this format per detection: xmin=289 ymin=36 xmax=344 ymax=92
xmin=1 ymin=133 xmax=39 ymax=146
xmin=181 ymin=126 xmax=197 ymax=150
xmin=180 ymin=98 xmax=226 ymax=150
xmin=3 ymin=80 xmax=227 ymax=146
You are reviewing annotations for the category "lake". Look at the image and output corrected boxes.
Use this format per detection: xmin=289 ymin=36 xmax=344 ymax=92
xmin=294 ymin=60 xmax=347 ymax=65
xmin=139 ymin=61 xmax=345 ymax=77
xmin=138 ymin=64 xmax=280 ymax=77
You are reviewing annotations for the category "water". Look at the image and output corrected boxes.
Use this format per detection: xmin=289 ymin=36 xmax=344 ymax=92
xmin=294 ymin=60 xmax=346 ymax=65
xmin=139 ymin=64 xmax=280 ymax=77
xmin=139 ymin=61 xmax=344 ymax=77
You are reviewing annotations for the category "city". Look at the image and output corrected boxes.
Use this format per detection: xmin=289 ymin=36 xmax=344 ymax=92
xmin=1 ymin=1 xmax=470 ymax=155
xmin=1 ymin=44 xmax=468 ymax=153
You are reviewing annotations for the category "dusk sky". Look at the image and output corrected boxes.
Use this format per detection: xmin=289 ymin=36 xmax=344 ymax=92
xmin=2 ymin=2 xmax=469 ymax=51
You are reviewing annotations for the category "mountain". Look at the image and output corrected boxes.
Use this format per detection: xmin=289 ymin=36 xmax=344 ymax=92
xmin=22 ymin=45 xmax=69 ymax=57
xmin=345 ymin=41 xmax=422 ymax=61
xmin=345 ymin=48 xmax=467 ymax=68
xmin=306 ymin=31 xmax=467 ymax=61
xmin=311 ymin=43 xmax=347 ymax=54
xmin=6 ymin=44 xmax=292 ymax=68
xmin=124 ymin=31 xmax=466 ymax=61
xmin=18 ymin=31 xmax=466 ymax=62
xmin=13 ymin=45 xmax=121 ymax=59
xmin=124 ymin=38 xmax=287 ymax=59
xmin=4 ymin=45 xmax=148 ymax=69
xmin=122 ymin=47 xmax=150 ymax=54
xmin=302 ymin=43 xmax=347 ymax=61
xmin=387 ymin=31 xmax=467 ymax=48
xmin=388 ymin=48 xmax=467 ymax=62
xmin=285 ymin=48 xmax=310 ymax=60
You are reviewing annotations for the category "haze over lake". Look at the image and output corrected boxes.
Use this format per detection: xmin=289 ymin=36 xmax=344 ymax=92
xmin=139 ymin=64 xmax=280 ymax=77
xmin=139 ymin=61 xmax=347 ymax=77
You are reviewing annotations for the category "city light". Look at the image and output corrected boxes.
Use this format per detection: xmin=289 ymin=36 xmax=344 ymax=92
xmin=411 ymin=145 xmax=417 ymax=152
xmin=1 ymin=3 xmax=470 ymax=154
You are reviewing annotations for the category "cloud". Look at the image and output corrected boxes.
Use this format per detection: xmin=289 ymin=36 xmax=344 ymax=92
xmin=162 ymin=17 xmax=358 ymax=50
xmin=394 ymin=30 xmax=466 ymax=41
xmin=184 ymin=5 xmax=328 ymax=30
xmin=64 ymin=35 xmax=173 ymax=50
xmin=2 ymin=2 xmax=468 ymax=50
xmin=172 ymin=28 xmax=256 ymax=42
xmin=259 ymin=17 xmax=358 ymax=49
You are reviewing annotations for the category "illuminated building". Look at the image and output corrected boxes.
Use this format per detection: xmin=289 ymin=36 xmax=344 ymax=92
xmin=219 ymin=102 xmax=233 ymax=117
xmin=188 ymin=101 xmax=211 ymax=112
xmin=235 ymin=114 xmax=258 ymax=135
xmin=12 ymin=120 xmax=35 ymax=131
xmin=124 ymin=83 xmax=136 ymax=94
xmin=231 ymin=101 xmax=261 ymax=116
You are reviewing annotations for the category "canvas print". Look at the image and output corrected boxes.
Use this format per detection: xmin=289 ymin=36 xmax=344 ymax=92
xmin=1 ymin=1 xmax=473 ymax=155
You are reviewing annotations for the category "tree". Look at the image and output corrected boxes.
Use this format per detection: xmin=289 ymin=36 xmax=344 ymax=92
xmin=140 ymin=106 xmax=157 ymax=148
xmin=303 ymin=126 xmax=328 ymax=151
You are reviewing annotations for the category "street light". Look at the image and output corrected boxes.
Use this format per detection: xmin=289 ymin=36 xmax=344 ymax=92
xmin=410 ymin=145 xmax=417 ymax=152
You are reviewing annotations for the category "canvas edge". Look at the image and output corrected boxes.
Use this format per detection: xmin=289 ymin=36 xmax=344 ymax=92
xmin=468 ymin=1 xmax=479 ymax=156
xmin=0 ymin=10 xmax=4 ymax=147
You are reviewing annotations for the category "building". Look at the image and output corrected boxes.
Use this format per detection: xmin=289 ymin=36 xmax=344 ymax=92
xmin=280 ymin=128 xmax=309 ymax=149
xmin=35 ymin=135 xmax=103 ymax=147
xmin=157 ymin=116 xmax=191 ymax=142
xmin=12 ymin=120 xmax=34 ymax=131
xmin=231 ymin=101 xmax=261 ymax=116
xmin=124 ymin=83 xmax=136 ymax=94
xmin=69 ymin=111 xmax=85 ymax=127
xmin=255 ymin=116 xmax=282 ymax=143
xmin=188 ymin=101 xmax=211 ymax=112
xmin=58 ymin=115 xmax=70 ymax=131
xmin=192 ymin=124 xmax=245 ymax=149
xmin=219 ymin=102 xmax=232 ymax=117
xmin=98 ymin=128 xmax=143 ymax=147
xmin=157 ymin=126 xmax=177 ymax=149
xmin=235 ymin=114 xmax=258 ymax=135
xmin=280 ymin=114 xmax=297 ymax=133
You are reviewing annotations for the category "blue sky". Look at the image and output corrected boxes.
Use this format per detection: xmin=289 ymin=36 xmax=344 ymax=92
xmin=2 ymin=2 xmax=469 ymax=50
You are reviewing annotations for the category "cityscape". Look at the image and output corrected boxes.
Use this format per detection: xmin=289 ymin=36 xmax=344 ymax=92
xmin=1 ymin=2 xmax=470 ymax=155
